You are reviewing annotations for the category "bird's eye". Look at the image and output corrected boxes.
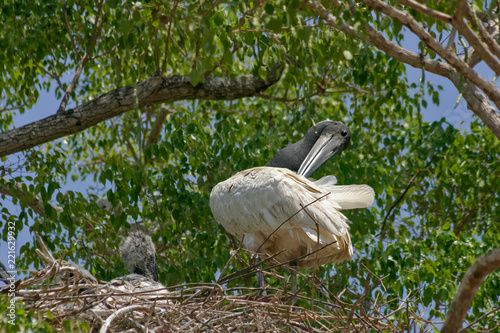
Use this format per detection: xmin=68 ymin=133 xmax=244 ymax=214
xmin=341 ymin=130 xmax=348 ymax=137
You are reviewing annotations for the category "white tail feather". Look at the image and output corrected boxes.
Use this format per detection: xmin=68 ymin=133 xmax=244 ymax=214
xmin=312 ymin=176 xmax=375 ymax=209
xmin=327 ymin=185 xmax=375 ymax=209
xmin=317 ymin=184 xmax=375 ymax=209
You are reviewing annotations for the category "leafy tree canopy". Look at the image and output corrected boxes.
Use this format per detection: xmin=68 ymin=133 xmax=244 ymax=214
xmin=1 ymin=0 xmax=499 ymax=331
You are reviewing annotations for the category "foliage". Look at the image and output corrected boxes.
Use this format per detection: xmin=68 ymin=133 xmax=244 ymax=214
xmin=0 ymin=296 xmax=89 ymax=332
xmin=0 ymin=0 xmax=499 ymax=330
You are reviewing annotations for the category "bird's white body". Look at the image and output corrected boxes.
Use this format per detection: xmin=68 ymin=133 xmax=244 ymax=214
xmin=210 ymin=167 xmax=374 ymax=269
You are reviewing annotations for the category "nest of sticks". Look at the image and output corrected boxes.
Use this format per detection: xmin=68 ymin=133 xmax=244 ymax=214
xmin=5 ymin=235 xmax=431 ymax=332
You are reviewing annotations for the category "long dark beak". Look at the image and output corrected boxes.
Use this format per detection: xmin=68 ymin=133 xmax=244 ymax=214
xmin=297 ymin=134 xmax=346 ymax=178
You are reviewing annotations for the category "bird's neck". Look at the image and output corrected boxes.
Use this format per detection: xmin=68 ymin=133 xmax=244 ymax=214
xmin=265 ymin=136 xmax=316 ymax=172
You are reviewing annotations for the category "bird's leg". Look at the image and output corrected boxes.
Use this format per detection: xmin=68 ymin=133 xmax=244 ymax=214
xmin=255 ymin=255 xmax=267 ymax=296
xmin=290 ymin=264 xmax=298 ymax=306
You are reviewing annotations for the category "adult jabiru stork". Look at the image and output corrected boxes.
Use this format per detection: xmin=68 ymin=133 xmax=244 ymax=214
xmin=210 ymin=120 xmax=374 ymax=295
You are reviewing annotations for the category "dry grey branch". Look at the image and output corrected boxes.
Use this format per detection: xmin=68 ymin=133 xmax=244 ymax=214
xmin=0 ymin=64 xmax=283 ymax=158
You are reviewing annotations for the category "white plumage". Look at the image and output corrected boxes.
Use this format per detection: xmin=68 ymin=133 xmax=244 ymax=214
xmin=210 ymin=166 xmax=374 ymax=269
xmin=210 ymin=120 xmax=375 ymax=291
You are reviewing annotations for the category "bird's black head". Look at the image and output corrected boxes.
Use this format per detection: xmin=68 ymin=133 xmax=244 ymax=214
xmin=306 ymin=120 xmax=351 ymax=151
xmin=266 ymin=120 xmax=351 ymax=178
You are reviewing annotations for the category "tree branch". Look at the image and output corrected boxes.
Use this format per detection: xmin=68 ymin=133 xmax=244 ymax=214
xmin=0 ymin=66 xmax=283 ymax=157
xmin=398 ymin=0 xmax=452 ymax=22
xmin=442 ymin=247 xmax=500 ymax=333
xmin=27 ymin=54 xmax=64 ymax=89
xmin=400 ymin=0 xmax=500 ymax=74
xmin=464 ymin=4 xmax=500 ymax=60
xmin=307 ymin=0 xmax=500 ymax=141
xmin=379 ymin=169 xmax=430 ymax=239
xmin=359 ymin=0 xmax=500 ymax=110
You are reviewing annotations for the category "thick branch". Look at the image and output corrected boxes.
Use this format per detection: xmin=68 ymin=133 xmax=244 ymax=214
xmin=0 ymin=66 xmax=282 ymax=157
xmin=442 ymin=248 xmax=500 ymax=333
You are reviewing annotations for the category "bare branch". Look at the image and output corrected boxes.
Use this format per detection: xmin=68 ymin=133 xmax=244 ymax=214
xmin=442 ymin=247 xmax=500 ymax=333
xmin=455 ymin=0 xmax=468 ymax=21
xmin=452 ymin=8 xmax=500 ymax=76
xmin=399 ymin=0 xmax=500 ymax=72
xmin=398 ymin=0 xmax=452 ymax=22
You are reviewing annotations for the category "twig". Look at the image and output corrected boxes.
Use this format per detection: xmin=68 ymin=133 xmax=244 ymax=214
xmin=145 ymin=107 xmax=171 ymax=148
xmin=0 ymin=103 xmax=28 ymax=113
xmin=229 ymin=3 xmax=263 ymax=35
xmin=35 ymin=232 xmax=56 ymax=264
xmin=27 ymin=53 xmax=64 ymax=88
xmin=379 ymin=169 xmax=430 ymax=238
xmin=89 ymin=44 xmax=119 ymax=61
xmin=398 ymin=0 xmax=452 ymax=22
xmin=455 ymin=169 xmax=500 ymax=234
xmin=255 ymin=192 xmax=332 ymax=254
xmin=217 ymin=250 xmax=286 ymax=285
xmin=461 ymin=305 xmax=500 ymax=332
xmin=204 ymin=43 xmax=240 ymax=78
xmin=216 ymin=250 xmax=240 ymax=284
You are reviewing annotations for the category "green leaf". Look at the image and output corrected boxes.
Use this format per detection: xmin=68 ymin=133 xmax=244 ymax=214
xmin=380 ymin=16 xmax=391 ymax=30
xmin=189 ymin=67 xmax=204 ymax=86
